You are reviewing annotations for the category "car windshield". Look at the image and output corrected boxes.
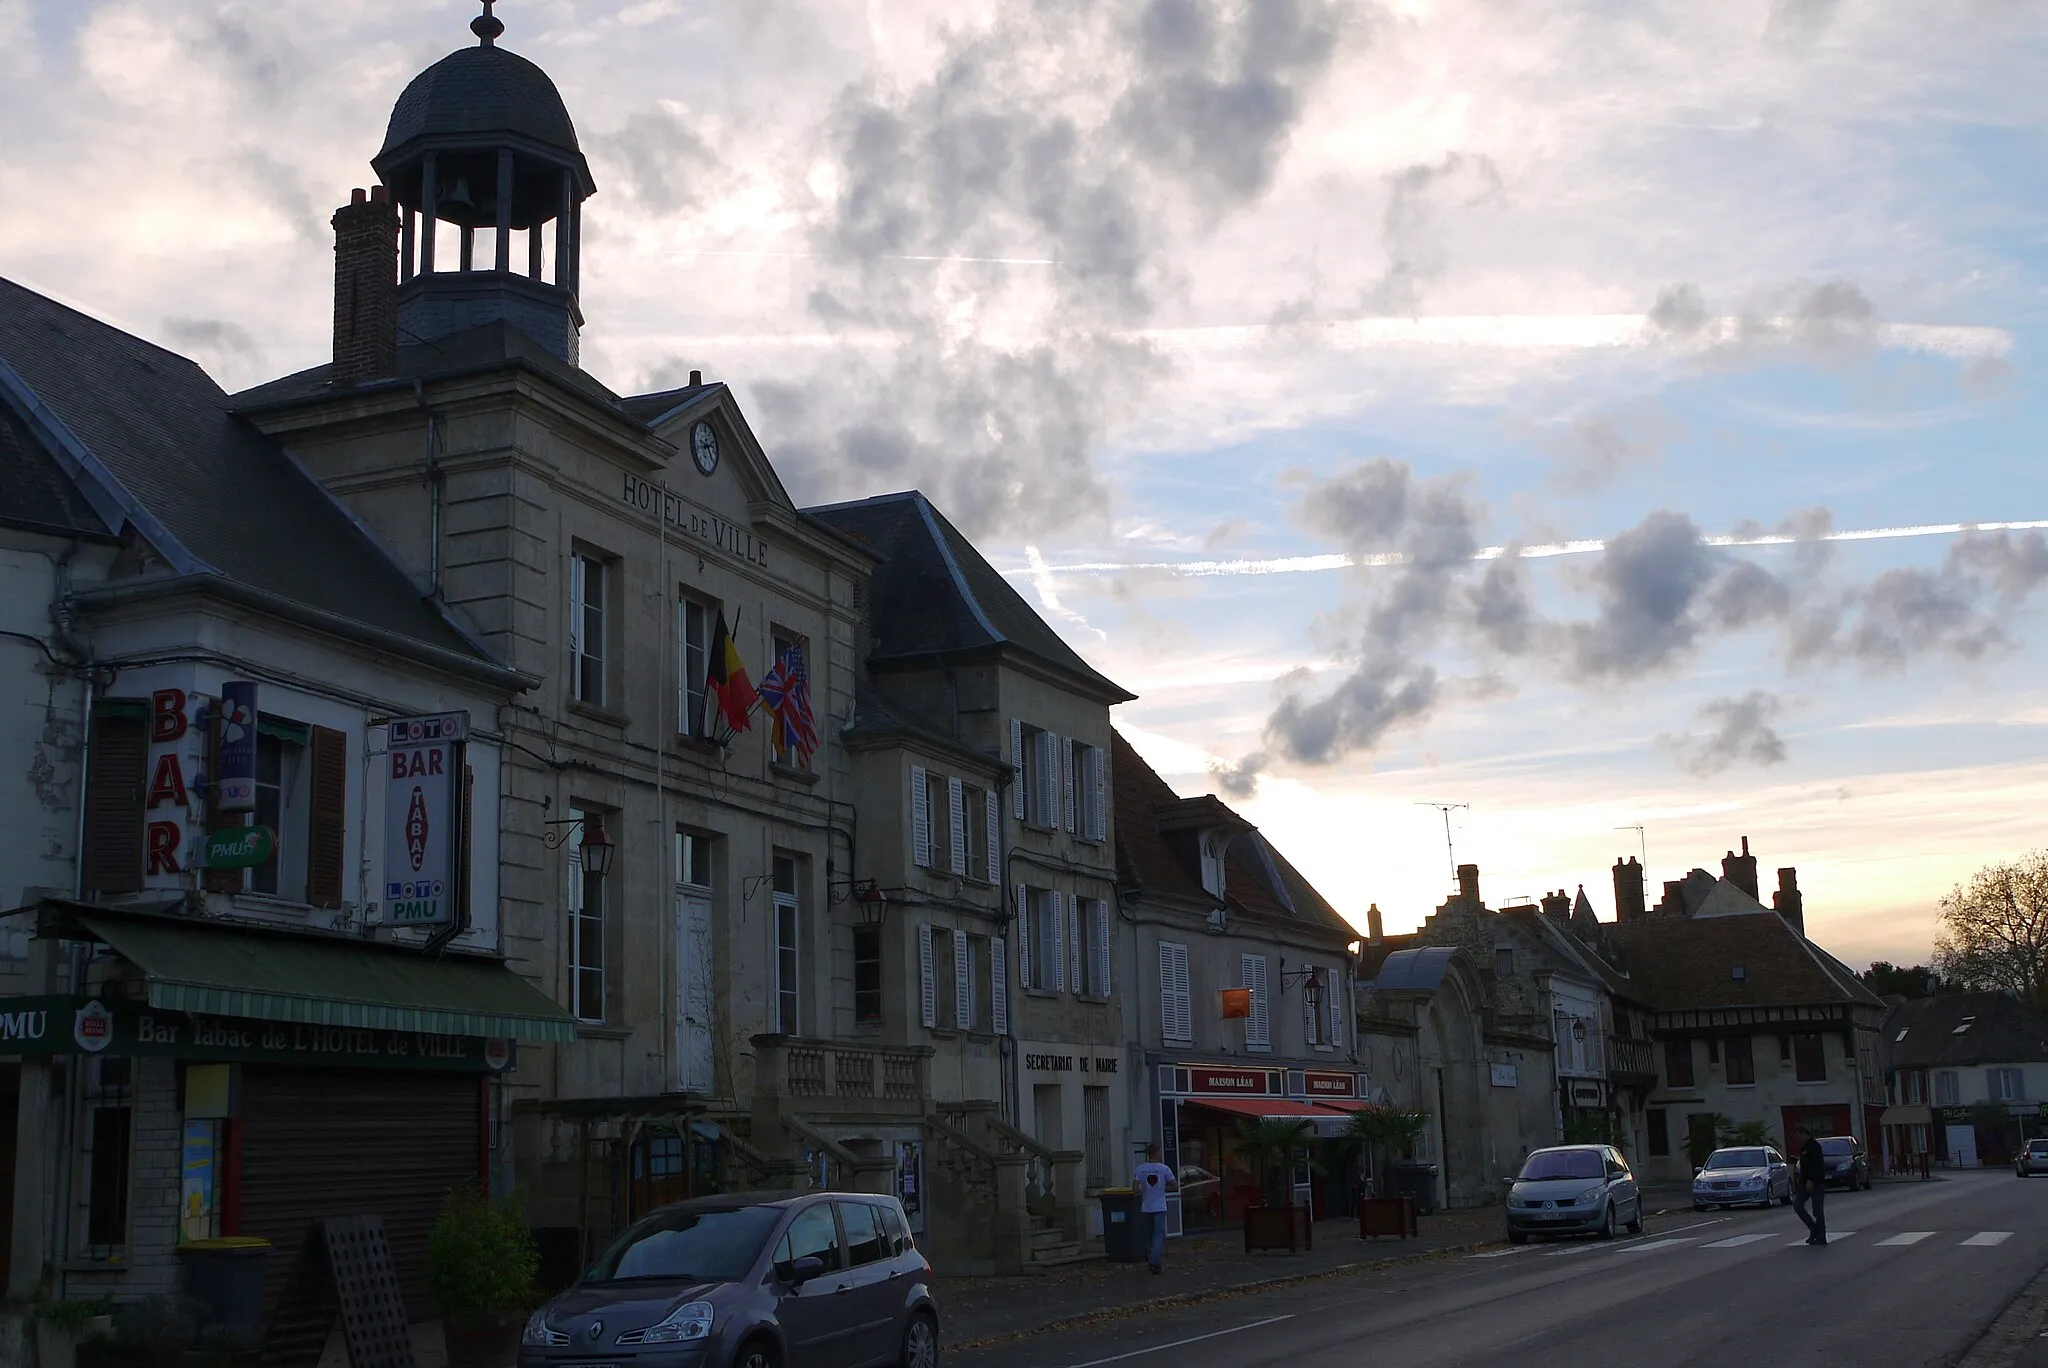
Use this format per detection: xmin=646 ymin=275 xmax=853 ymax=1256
xmin=1818 ymin=1138 xmax=1855 ymax=1156
xmin=585 ymin=1206 xmax=782 ymax=1284
xmin=1518 ymin=1150 xmax=1604 ymax=1180
xmin=1705 ymin=1149 xmax=1768 ymax=1169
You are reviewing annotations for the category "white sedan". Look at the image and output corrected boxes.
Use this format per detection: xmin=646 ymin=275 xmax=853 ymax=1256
xmin=1692 ymin=1146 xmax=1794 ymax=1210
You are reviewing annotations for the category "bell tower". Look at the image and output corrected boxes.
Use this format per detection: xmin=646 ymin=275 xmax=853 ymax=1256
xmin=372 ymin=2 xmax=595 ymax=364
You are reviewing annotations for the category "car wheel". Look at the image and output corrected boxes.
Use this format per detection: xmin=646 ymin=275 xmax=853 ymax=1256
xmin=1596 ymin=1204 xmax=1615 ymax=1241
xmin=901 ymin=1311 xmax=939 ymax=1368
xmin=1627 ymin=1202 xmax=1644 ymax=1236
xmin=735 ymin=1338 xmax=782 ymax=1368
xmin=1509 ymin=1230 xmax=1528 ymax=1245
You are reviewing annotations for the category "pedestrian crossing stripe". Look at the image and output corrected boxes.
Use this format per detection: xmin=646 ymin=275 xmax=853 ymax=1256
xmin=1961 ymin=1232 xmax=2014 ymax=1247
xmin=1702 ymin=1233 xmax=1776 ymax=1248
xmin=1876 ymin=1231 xmax=1935 ymax=1246
xmin=1783 ymin=1232 xmax=1856 ymax=1246
xmin=1474 ymin=1228 xmax=2013 ymax=1260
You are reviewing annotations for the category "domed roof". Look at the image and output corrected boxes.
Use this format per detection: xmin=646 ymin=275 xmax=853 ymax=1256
xmin=376 ymin=43 xmax=583 ymax=164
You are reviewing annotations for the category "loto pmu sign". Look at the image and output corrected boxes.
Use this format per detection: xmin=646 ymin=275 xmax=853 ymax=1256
xmin=383 ymin=713 xmax=467 ymax=927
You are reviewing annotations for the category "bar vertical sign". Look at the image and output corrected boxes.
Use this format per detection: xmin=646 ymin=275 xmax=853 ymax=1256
xmin=384 ymin=713 xmax=466 ymax=926
xmin=215 ymin=681 xmax=259 ymax=812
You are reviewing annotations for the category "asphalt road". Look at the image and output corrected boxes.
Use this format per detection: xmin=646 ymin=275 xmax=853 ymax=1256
xmin=949 ymin=1171 xmax=2046 ymax=1368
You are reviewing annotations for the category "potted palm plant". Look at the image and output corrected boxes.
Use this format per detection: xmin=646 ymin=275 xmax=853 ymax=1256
xmin=1347 ymin=1106 xmax=1430 ymax=1238
xmin=426 ymin=1182 xmax=541 ymax=1368
xmin=1236 ymin=1116 xmax=1321 ymax=1252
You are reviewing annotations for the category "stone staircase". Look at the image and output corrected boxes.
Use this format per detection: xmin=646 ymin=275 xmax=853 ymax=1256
xmin=1025 ymin=1212 xmax=1104 ymax=1269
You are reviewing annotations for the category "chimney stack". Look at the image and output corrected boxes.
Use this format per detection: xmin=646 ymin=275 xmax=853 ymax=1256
xmin=1366 ymin=902 xmax=1384 ymax=945
xmin=1457 ymin=863 xmax=1481 ymax=906
xmin=1540 ymin=890 xmax=1571 ymax=924
xmin=1773 ymin=867 xmax=1804 ymax=935
xmin=332 ymin=186 xmax=398 ymax=388
xmin=1612 ymin=856 xmax=1646 ymax=922
xmin=1722 ymin=836 xmax=1760 ymax=901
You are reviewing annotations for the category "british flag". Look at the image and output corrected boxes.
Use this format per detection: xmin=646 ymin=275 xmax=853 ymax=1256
xmin=758 ymin=643 xmax=820 ymax=763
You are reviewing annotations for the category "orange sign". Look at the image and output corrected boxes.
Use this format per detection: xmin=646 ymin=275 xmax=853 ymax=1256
xmin=1218 ymin=988 xmax=1252 ymax=1019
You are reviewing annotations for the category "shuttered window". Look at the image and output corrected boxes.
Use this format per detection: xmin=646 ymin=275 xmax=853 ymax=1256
xmin=1015 ymin=883 xmax=1031 ymax=989
xmin=1160 ymin=941 xmax=1191 ymax=1043
xmin=984 ymin=789 xmax=1000 ymax=884
xmin=954 ymin=929 xmax=972 ymax=1030
xmin=918 ymin=924 xmax=937 ymax=1029
xmin=1061 ymin=737 xmax=1077 ymax=833
xmin=991 ymin=937 xmax=1010 ymax=1035
xmin=1082 ymin=745 xmax=1106 ymax=842
xmin=1066 ymin=894 xmax=1081 ymax=996
xmin=1010 ymin=719 xmax=1025 ymax=820
xmin=1328 ymin=969 xmax=1346 ymax=1050
xmin=1089 ymin=900 xmax=1111 ymax=998
xmin=307 ymin=725 xmax=347 ymax=908
xmin=947 ymin=777 xmax=967 ymax=876
xmin=910 ymin=763 xmax=930 ymax=868
xmin=1241 ymin=953 xmax=1270 ymax=1052
xmin=1034 ymin=730 xmax=1059 ymax=829
xmin=81 ymin=705 xmax=146 ymax=894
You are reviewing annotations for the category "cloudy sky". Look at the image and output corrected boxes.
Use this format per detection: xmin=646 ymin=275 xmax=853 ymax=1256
xmin=4 ymin=0 xmax=2044 ymax=968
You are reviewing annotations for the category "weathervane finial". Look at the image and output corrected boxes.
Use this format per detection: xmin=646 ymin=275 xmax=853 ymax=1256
xmin=472 ymin=0 xmax=505 ymax=46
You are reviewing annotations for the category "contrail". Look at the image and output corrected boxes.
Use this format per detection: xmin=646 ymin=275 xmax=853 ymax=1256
xmin=1015 ymin=519 xmax=2048 ymax=580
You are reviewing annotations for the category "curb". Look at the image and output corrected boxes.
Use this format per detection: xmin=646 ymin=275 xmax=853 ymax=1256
xmin=944 ymin=1238 xmax=1502 ymax=1352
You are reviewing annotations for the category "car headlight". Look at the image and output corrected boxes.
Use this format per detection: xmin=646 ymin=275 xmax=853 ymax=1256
xmin=522 ymin=1311 xmax=568 ymax=1348
xmin=1741 ymin=1176 xmax=1765 ymax=1187
xmin=1575 ymin=1188 xmax=1604 ymax=1206
xmin=626 ymin=1301 xmax=715 ymax=1346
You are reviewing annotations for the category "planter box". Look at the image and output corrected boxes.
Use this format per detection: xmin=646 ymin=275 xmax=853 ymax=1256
xmin=1357 ymin=1195 xmax=1417 ymax=1240
xmin=1243 ymin=1204 xmax=1312 ymax=1254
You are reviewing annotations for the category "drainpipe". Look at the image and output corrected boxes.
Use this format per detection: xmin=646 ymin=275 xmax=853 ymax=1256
xmin=50 ymin=542 xmax=93 ymax=1299
xmin=414 ymin=380 xmax=442 ymax=598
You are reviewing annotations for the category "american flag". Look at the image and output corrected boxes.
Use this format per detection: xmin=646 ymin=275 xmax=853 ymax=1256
xmin=758 ymin=643 xmax=820 ymax=763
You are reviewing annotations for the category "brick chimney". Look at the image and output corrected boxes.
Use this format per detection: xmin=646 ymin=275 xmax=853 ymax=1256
xmin=1366 ymin=902 xmax=1384 ymax=945
xmin=1540 ymin=890 xmax=1571 ymax=924
xmin=1723 ymin=836 xmax=1760 ymax=901
xmin=1457 ymin=863 xmax=1481 ymax=907
xmin=332 ymin=186 xmax=398 ymax=387
xmin=1773 ymin=867 xmax=1804 ymax=935
xmin=1612 ymin=856 xmax=1646 ymax=922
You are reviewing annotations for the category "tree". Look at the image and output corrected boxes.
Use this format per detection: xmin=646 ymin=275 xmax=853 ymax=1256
xmin=1235 ymin=1116 xmax=1323 ymax=1208
xmin=1933 ymin=853 xmax=2048 ymax=1008
xmin=1859 ymin=961 xmax=1960 ymax=998
xmin=1343 ymin=1106 xmax=1431 ymax=1195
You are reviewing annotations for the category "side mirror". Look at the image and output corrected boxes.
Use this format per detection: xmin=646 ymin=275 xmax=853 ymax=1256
xmin=784 ymin=1255 xmax=826 ymax=1287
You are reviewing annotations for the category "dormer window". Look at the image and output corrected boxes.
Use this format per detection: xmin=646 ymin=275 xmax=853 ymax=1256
xmin=1200 ymin=834 xmax=1226 ymax=898
xmin=1953 ymin=1016 xmax=1976 ymax=1035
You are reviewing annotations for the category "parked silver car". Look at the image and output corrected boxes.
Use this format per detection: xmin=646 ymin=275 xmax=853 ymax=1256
xmin=2016 ymin=1137 xmax=2048 ymax=1177
xmin=520 ymin=1190 xmax=938 ymax=1368
xmin=1691 ymin=1146 xmax=1793 ymax=1210
xmin=1506 ymin=1145 xmax=1644 ymax=1244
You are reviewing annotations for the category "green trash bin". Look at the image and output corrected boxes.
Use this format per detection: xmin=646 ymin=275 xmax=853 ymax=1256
xmin=1098 ymin=1189 xmax=1143 ymax=1262
xmin=180 ymin=1237 xmax=270 ymax=1336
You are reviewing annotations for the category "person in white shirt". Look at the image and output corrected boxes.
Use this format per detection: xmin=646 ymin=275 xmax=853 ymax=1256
xmin=1132 ymin=1144 xmax=1179 ymax=1273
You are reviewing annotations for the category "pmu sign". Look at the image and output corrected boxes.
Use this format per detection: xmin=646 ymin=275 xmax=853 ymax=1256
xmin=383 ymin=713 xmax=467 ymax=927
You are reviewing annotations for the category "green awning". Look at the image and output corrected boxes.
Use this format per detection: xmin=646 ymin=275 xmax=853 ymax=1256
xmin=73 ymin=909 xmax=576 ymax=1043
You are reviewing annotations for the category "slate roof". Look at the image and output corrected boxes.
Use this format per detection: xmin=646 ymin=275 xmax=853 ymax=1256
xmin=377 ymin=43 xmax=584 ymax=162
xmin=0 ymin=401 xmax=113 ymax=540
xmin=1110 ymin=729 xmax=1350 ymax=944
xmin=0 ymin=276 xmax=496 ymax=667
xmin=616 ymin=383 xmax=717 ymax=426
xmin=805 ymin=491 xmax=1135 ymax=702
xmin=1603 ymin=913 xmax=1883 ymax=1012
xmin=841 ymin=677 xmax=1004 ymax=775
xmin=232 ymin=321 xmax=621 ymax=412
xmin=1884 ymin=992 xmax=2048 ymax=1069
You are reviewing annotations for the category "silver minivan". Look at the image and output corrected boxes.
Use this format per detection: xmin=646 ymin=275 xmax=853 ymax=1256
xmin=520 ymin=1190 xmax=938 ymax=1368
xmin=1505 ymin=1144 xmax=1644 ymax=1244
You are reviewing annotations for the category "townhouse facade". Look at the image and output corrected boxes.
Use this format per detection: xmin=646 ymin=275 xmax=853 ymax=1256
xmin=1879 ymin=991 xmax=2048 ymax=1170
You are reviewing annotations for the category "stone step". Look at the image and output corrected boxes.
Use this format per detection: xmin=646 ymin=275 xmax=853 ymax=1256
xmin=1026 ymin=1240 xmax=1105 ymax=1269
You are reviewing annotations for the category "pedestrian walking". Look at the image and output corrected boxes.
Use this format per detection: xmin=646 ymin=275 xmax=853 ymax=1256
xmin=1132 ymin=1144 xmax=1179 ymax=1274
xmin=1791 ymin=1125 xmax=1828 ymax=1246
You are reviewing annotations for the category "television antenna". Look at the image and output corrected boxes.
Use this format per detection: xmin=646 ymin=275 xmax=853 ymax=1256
xmin=1416 ymin=802 xmax=1469 ymax=885
xmin=1615 ymin=824 xmax=1646 ymax=868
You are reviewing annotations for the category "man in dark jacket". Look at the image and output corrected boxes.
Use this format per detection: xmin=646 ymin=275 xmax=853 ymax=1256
xmin=1792 ymin=1125 xmax=1828 ymax=1245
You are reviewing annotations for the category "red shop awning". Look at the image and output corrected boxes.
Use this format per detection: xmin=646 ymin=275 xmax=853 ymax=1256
xmin=1182 ymin=1097 xmax=1359 ymax=1137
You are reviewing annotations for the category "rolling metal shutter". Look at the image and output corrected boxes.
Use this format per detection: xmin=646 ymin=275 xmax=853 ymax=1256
xmin=237 ymin=1068 xmax=481 ymax=1323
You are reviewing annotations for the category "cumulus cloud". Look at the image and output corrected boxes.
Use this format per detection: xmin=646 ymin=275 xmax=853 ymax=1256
xmin=1663 ymin=691 xmax=1789 ymax=777
xmin=1567 ymin=510 xmax=1724 ymax=680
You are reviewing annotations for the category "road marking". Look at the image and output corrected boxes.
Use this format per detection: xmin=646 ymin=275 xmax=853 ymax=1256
xmin=1615 ymin=1238 xmax=1693 ymax=1255
xmin=1702 ymin=1233 xmax=1778 ymax=1249
xmin=1541 ymin=1244 xmax=1598 ymax=1257
xmin=1785 ymin=1231 xmax=1856 ymax=1246
xmin=1877 ymin=1231 xmax=1935 ymax=1246
xmin=1066 ymin=1315 xmax=1296 ymax=1367
xmin=1963 ymin=1232 xmax=2015 ymax=1247
xmin=1467 ymin=1247 xmax=1535 ymax=1259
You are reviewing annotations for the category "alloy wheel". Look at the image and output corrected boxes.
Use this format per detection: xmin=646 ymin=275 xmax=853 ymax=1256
xmin=903 ymin=1313 xmax=939 ymax=1368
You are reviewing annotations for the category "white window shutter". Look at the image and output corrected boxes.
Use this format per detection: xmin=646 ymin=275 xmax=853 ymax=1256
xmin=954 ymin=930 xmax=971 ymax=1030
xmin=947 ymin=777 xmax=967 ymax=876
xmin=1242 ymin=953 xmax=1270 ymax=1052
xmin=1015 ymin=884 xmax=1031 ymax=987
xmin=1067 ymin=893 xmax=1081 ymax=995
xmin=1011 ymin=719 xmax=1026 ymax=820
xmin=1328 ymin=970 xmax=1345 ymax=1049
xmin=991 ymin=938 xmax=1010 ymax=1035
xmin=985 ymin=789 xmax=1000 ymax=885
xmin=1177 ymin=945 xmax=1192 ymax=1040
xmin=1051 ymin=891 xmax=1066 ymax=993
xmin=1035 ymin=730 xmax=1056 ymax=826
xmin=1062 ymin=737 xmax=1077 ymax=833
xmin=910 ymin=763 xmax=930 ymax=868
xmin=1092 ymin=900 xmax=1111 ymax=998
xmin=918 ymin=923 xmax=936 ymax=1028
xmin=1161 ymin=941 xmax=1190 ymax=1041
xmin=1085 ymin=746 xmax=1106 ymax=841
xmin=568 ymin=556 xmax=585 ymax=659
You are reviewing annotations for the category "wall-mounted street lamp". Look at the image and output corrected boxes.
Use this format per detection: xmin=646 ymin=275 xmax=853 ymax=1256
xmin=543 ymin=808 xmax=614 ymax=876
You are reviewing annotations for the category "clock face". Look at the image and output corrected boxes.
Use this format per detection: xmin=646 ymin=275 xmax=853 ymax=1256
xmin=691 ymin=421 xmax=719 ymax=476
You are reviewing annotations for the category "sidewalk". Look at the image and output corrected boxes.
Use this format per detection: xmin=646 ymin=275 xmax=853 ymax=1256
xmin=940 ymin=1205 xmax=1506 ymax=1349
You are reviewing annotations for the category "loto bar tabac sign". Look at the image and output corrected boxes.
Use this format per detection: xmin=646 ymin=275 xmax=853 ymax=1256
xmin=383 ymin=713 xmax=466 ymax=927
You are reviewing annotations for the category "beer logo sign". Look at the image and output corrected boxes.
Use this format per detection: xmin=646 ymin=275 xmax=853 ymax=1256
xmin=73 ymin=999 xmax=114 ymax=1053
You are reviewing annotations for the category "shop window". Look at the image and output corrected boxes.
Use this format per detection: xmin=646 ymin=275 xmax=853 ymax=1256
xmin=773 ymin=854 xmax=801 ymax=1035
xmin=854 ymin=925 xmax=883 ymax=1025
xmin=1725 ymin=1035 xmax=1756 ymax=1087
xmin=1793 ymin=1034 xmax=1827 ymax=1083
xmin=1647 ymin=1109 xmax=1670 ymax=1157
xmin=82 ymin=1057 xmax=133 ymax=1260
xmin=1664 ymin=1039 xmax=1694 ymax=1089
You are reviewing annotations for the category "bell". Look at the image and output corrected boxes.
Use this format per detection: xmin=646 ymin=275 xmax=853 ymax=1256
xmin=441 ymin=177 xmax=475 ymax=209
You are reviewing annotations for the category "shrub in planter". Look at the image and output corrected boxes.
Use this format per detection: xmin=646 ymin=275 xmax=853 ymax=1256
xmin=427 ymin=1182 xmax=541 ymax=1368
xmin=33 ymin=1299 xmax=112 ymax=1368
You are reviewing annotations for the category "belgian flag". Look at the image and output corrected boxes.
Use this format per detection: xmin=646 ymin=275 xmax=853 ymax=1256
xmin=706 ymin=610 xmax=758 ymax=735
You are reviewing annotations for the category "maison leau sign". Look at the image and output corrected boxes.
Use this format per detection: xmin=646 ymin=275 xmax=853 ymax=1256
xmin=619 ymin=474 xmax=769 ymax=569
xmin=0 ymin=996 xmax=512 ymax=1073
